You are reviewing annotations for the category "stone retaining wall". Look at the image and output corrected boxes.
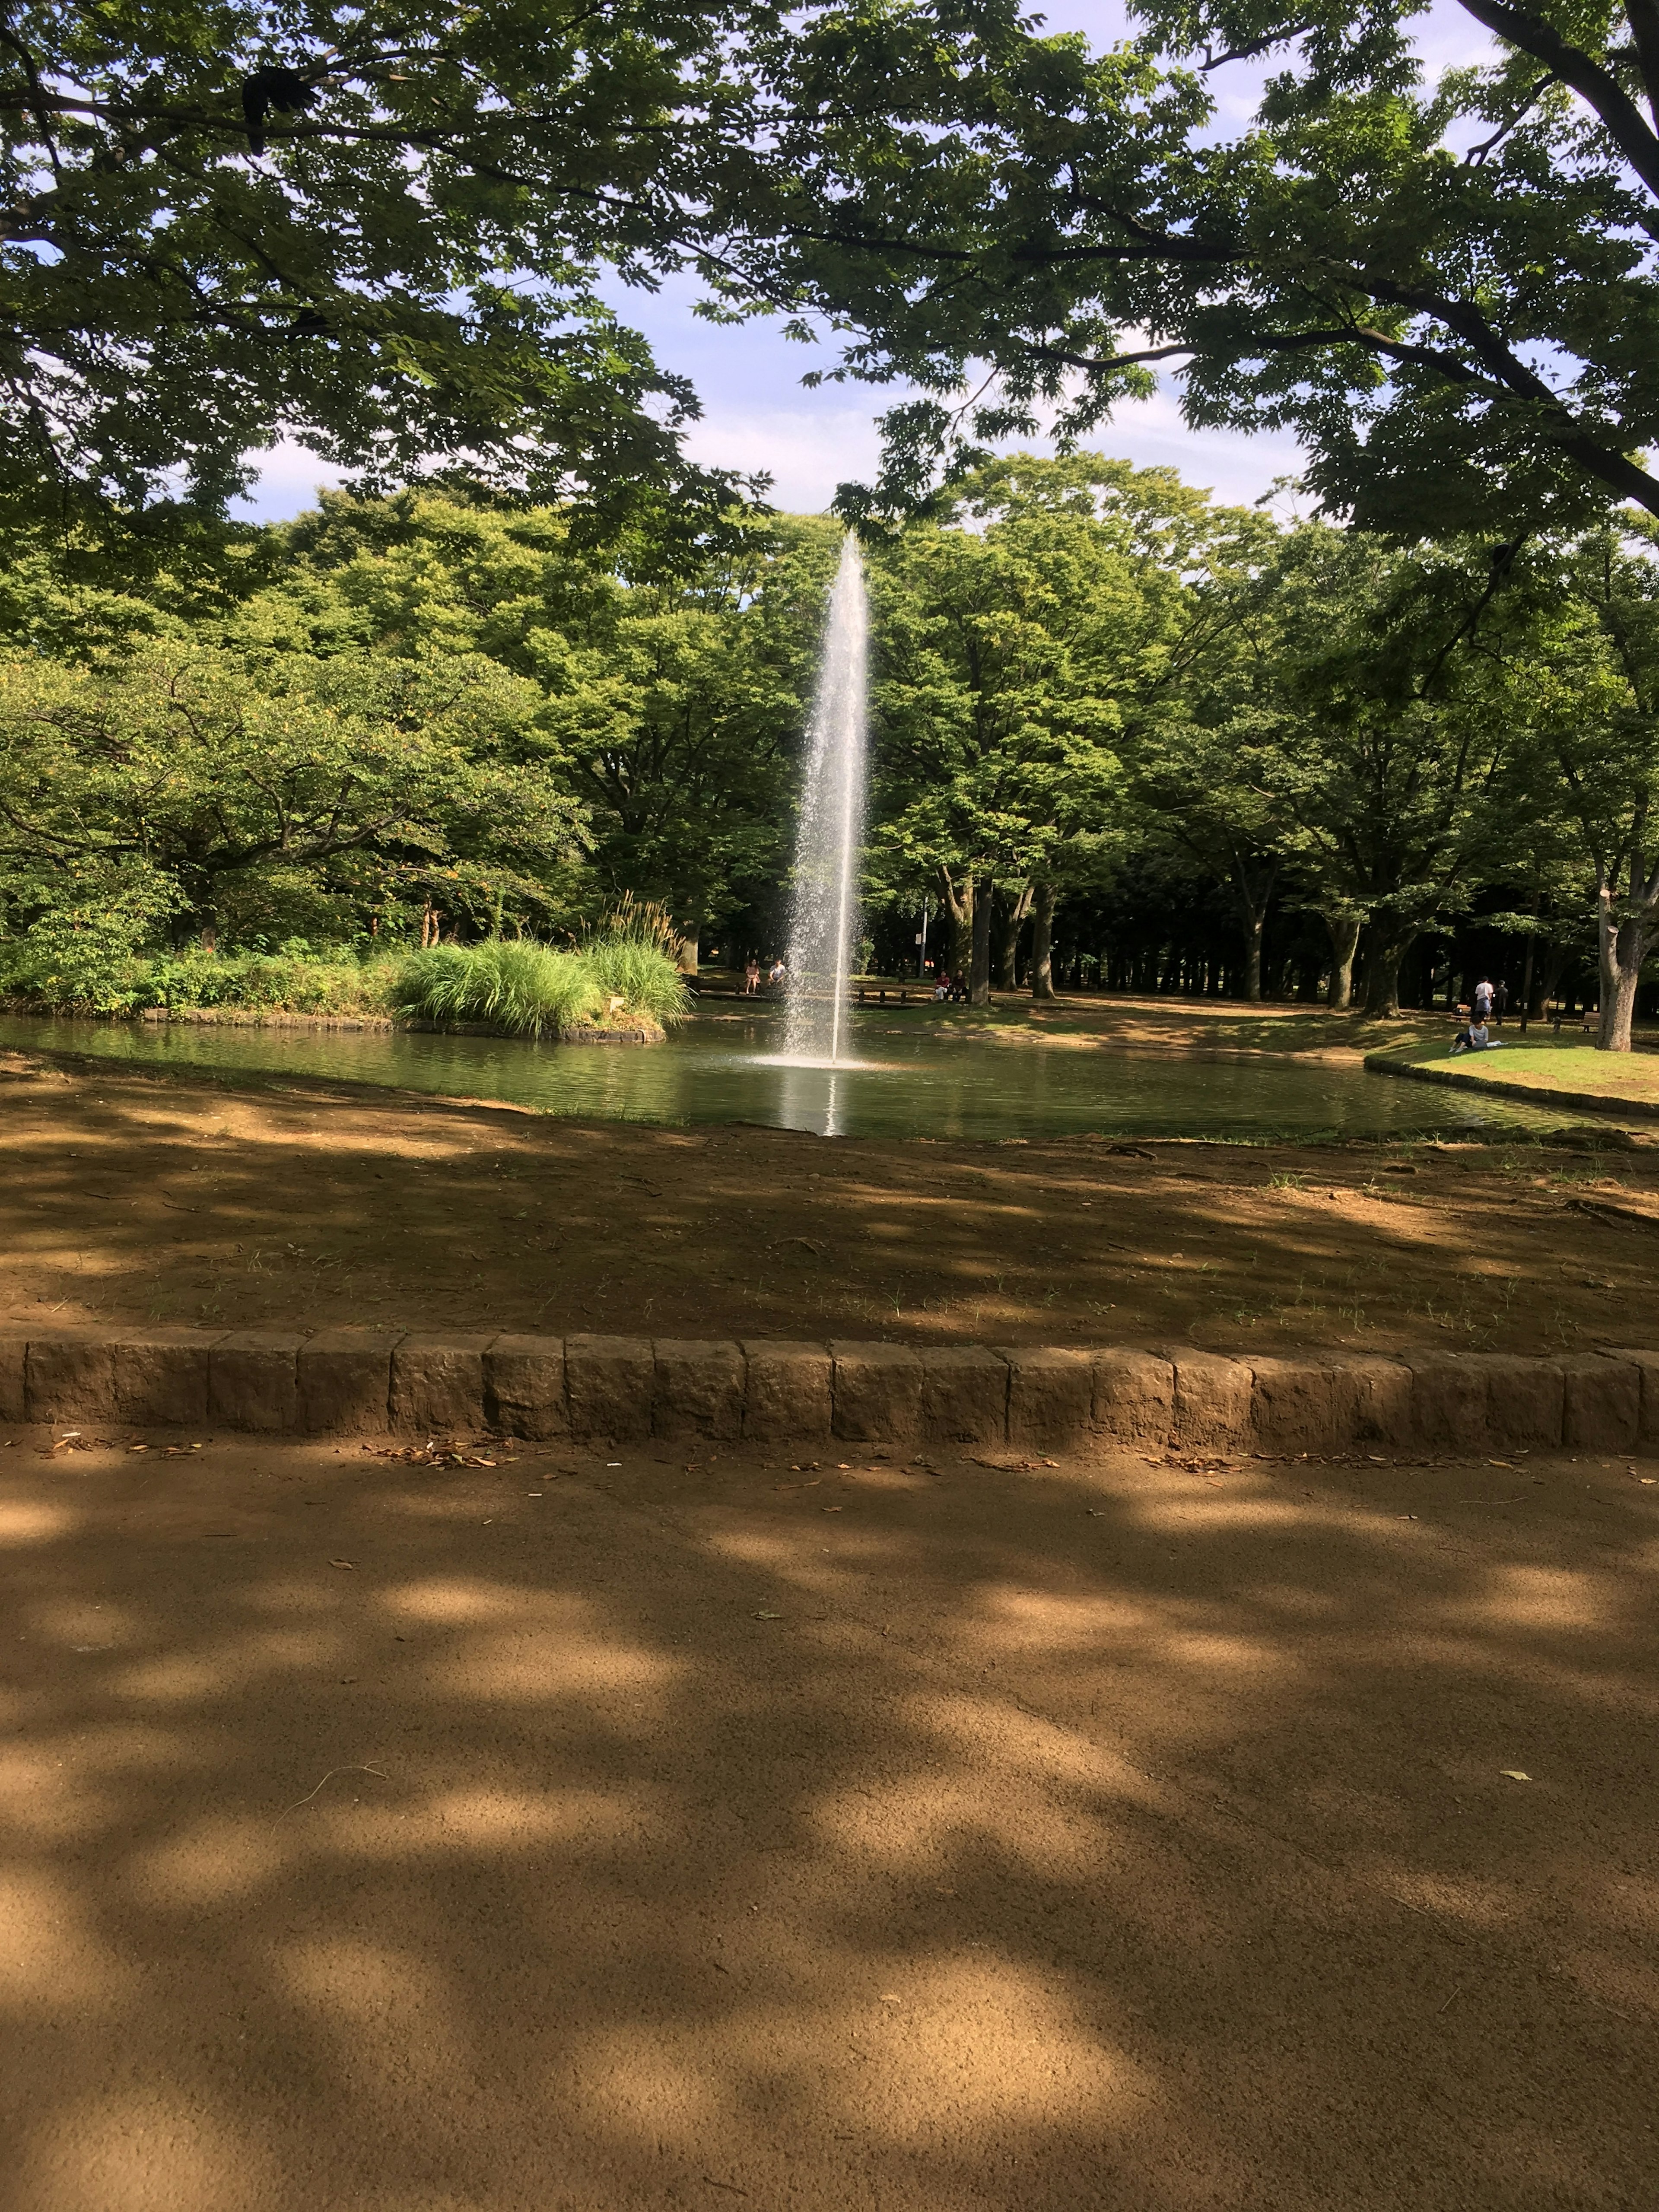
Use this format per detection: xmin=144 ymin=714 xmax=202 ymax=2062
xmin=2 ymin=1328 xmax=1655 ymax=1455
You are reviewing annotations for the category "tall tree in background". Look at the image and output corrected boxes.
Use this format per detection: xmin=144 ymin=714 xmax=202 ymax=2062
xmin=1233 ymin=529 xmax=1540 ymax=1015
xmin=1502 ymin=527 xmax=1659 ymax=1049
xmin=866 ymin=455 xmax=1262 ymax=1002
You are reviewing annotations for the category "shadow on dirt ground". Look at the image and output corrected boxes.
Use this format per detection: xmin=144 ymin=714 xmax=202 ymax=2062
xmin=1 ymin=1427 xmax=1656 ymax=2210
xmin=3 ymin=1050 xmax=1657 ymax=1353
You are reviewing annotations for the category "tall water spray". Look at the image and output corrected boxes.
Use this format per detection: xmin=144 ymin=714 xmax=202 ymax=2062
xmin=783 ymin=535 xmax=868 ymax=1064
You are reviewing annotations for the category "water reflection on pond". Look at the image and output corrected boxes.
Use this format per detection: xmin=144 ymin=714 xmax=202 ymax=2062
xmin=0 ymin=1006 xmax=1561 ymax=1142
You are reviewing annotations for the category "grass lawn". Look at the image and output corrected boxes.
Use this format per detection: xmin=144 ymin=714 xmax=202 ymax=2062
xmin=1391 ymin=1037 xmax=1659 ymax=1108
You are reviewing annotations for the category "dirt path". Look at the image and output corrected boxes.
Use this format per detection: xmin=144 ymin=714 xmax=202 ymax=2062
xmin=2 ymin=1427 xmax=1654 ymax=2210
xmin=3 ymin=1049 xmax=1657 ymax=1355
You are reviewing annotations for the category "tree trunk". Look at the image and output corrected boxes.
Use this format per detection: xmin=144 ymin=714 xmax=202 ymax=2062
xmin=1230 ymin=856 xmax=1278 ymax=1004
xmin=1030 ymin=883 xmax=1056 ymax=1000
xmin=1596 ymin=870 xmax=1657 ymax=1051
xmin=1242 ymin=912 xmax=1265 ymax=1003
xmin=970 ymin=876 xmax=993 ymax=1005
xmin=938 ymin=866 xmax=973 ymax=978
xmin=1530 ymin=941 xmax=1566 ymax=1022
xmin=1358 ymin=919 xmax=1415 ymax=1017
xmin=996 ymin=881 xmax=1034 ymax=989
xmin=1322 ymin=912 xmax=1362 ymax=1011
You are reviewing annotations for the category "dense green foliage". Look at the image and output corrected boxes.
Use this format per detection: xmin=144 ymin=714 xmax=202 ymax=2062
xmin=739 ymin=0 xmax=1659 ymax=540
xmin=0 ymin=0 xmax=1044 ymax=536
xmin=0 ymin=465 xmax=1654 ymax=1048
xmin=8 ymin=0 xmax=1658 ymax=569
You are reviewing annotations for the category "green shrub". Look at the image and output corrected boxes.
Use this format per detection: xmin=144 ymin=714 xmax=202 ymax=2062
xmin=388 ymin=940 xmax=603 ymax=1036
xmin=143 ymin=949 xmax=395 ymax=1016
xmin=580 ymin=934 xmax=690 ymax=1026
xmin=388 ymin=934 xmax=688 ymax=1034
xmin=0 ymin=937 xmax=397 ymax=1018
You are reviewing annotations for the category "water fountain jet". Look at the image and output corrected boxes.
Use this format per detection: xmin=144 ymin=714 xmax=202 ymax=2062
xmin=782 ymin=536 xmax=868 ymax=1066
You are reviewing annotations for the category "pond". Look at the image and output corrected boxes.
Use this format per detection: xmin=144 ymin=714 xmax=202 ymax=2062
xmin=0 ymin=1005 xmax=1574 ymax=1143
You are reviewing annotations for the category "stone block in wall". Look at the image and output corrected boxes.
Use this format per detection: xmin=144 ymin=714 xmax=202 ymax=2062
xmin=25 ymin=1333 xmax=118 ymax=1424
xmin=1169 ymin=1350 xmax=1252 ymax=1451
xmin=1599 ymin=1348 xmax=1659 ymax=1446
xmin=0 ymin=1329 xmax=25 ymax=1424
xmin=391 ymin=1333 xmax=492 ymax=1435
xmin=654 ymin=1340 xmax=745 ymax=1440
xmin=298 ymin=1328 xmax=403 ymax=1434
xmin=1562 ymin=1354 xmax=1640 ymax=1452
xmin=485 ymin=1335 xmax=568 ymax=1440
xmin=832 ymin=1342 xmax=924 ymax=1443
xmin=742 ymin=1341 xmax=832 ymax=1442
xmin=1250 ymin=1358 xmax=1342 ymax=1454
xmin=209 ymin=1331 xmax=301 ymax=1430
xmin=920 ymin=1346 xmax=1008 ymax=1444
xmin=1468 ymin=1354 xmax=1564 ymax=1451
xmin=1346 ymin=1357 xmax=1414 ymax=1447
xmin=1001 ymin=1345 xmax=1094 ymax=1449
xmin=112 ymin=1328 xmax=222 ymax=1427
xmin=1400 ymin=1353 xmax=1479 ymax=1449
xmin=1091 ymin=1349 xmax=1173 ymax=1449
xmin=566 ymin=1334 xmax=654 ymax=1443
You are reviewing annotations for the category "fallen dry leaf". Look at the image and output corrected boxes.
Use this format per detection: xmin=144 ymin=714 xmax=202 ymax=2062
xmin=329 ymin=1558 xmax=356 ymax=1571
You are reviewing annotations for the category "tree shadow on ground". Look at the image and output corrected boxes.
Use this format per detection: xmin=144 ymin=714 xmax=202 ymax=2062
xmin=4 ymin=1051 xmax=1656 ymax=1351
xmin=1 ymin=1433 xmax=1655 ymax=2211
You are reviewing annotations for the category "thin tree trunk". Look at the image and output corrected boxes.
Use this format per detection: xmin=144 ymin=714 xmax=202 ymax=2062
xmin=970 ymin=876 xmax=993 ymax=1006
xmin=1596 ymin=867 xmax=1657 ymax=1050
xmin=996 ymin=881 xmax=1034 ymax=989
xmin=1242 ymin=914 xmax=1265 ymax=1003
xmin=938 ymin=865 xmax=973 ymax=978
xmin=1322 ymin=912 xmax=1362 ymax=1011
xmin=1031 ymin=883 xmax=1056 ymax=1000
xmin=1230 ymin=856 xmax=1278 ymax=1004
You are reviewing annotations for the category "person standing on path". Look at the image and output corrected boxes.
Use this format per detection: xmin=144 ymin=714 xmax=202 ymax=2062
xmin=1493 ymin=979 xmax=1509 ymax=1025
xmin=1473 ymin=977 xmax=1494 ymax=1022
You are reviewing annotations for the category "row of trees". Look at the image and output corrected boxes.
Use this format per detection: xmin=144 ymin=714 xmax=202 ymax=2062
xmin=1 ymin=456 xmax=1655 ymax=1045
xmin=866 ymin=459 xmax=1659 ymax=1048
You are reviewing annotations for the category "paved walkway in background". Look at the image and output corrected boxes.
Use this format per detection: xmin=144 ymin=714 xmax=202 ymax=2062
xmin=2 ymin=1429 xmax=1655 ymax=2211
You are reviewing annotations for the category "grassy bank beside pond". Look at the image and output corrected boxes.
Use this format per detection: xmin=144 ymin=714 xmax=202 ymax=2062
xmin=1373 ymin=1036 xmax=1659 ymax=1115
xmin=0 ymin=935 xmax=688 ymax=1035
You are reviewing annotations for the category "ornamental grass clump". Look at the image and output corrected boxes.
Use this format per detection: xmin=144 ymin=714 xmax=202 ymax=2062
xmin=389 ymin=940 xmax=602 ymax=1038
xmin=579 ymin=933 xmax=690 ymax=1027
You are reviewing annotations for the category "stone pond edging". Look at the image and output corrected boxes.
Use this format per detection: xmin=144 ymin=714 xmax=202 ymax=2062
xmin=1 ymin=1328 xmax=1654 ymax=1456
xmin=1365 ymin=1050 xmax=1659 ymax=1123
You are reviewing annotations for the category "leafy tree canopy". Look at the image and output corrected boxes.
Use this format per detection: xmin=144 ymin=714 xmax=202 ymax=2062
xmin=731 ymin=0 xmax=1659 ymax=534
xmin=0 ymin=0 xmax=1029 ymax=531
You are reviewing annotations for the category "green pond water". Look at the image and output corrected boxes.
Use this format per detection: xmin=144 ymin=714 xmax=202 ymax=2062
xmin=0 ymin=1006 xmax=1574 ymax=1143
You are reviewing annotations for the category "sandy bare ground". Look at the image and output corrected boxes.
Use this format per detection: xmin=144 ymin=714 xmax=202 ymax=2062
xmin=1 ymin=1426 xmax=1654 ymax=2211
xmin=3 ymin=1048 xmax=1657 ymax=1355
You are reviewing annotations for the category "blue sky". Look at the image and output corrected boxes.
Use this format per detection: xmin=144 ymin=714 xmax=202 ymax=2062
xmin=235 ymin=2 xmax=1494 ymax=523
